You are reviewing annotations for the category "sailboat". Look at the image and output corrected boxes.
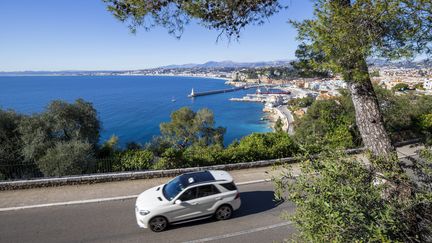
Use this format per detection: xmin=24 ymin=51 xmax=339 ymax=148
xmin=171 ymin=96 xmax=176 ymax=102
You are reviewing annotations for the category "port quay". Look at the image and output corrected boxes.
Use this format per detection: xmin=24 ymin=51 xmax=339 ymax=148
xmin=187 ymin=85 xmax=259 ymax=98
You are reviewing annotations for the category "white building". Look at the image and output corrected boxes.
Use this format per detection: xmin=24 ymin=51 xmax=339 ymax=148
xmin=424 ymin=79 xmax=432 ymax=90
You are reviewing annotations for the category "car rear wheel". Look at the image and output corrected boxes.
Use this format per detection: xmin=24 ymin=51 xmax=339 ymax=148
xmin=215 ymin=205 xmax=232 ymax=220
xmin=149 ymin=216 xmax=168 ymax=232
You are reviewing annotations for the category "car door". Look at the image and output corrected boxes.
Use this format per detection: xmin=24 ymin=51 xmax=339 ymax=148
xmin=165 ymin=187 xmax=201 ymax=222
xmin=193 ymin=184 xmax=222 ymax=216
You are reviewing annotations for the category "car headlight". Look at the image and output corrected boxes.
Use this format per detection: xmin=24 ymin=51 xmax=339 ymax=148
xmin=139 ymin=210 xmax=150 ymax=216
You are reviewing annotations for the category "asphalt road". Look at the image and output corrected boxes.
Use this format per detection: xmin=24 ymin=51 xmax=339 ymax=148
xmin=0 ymin=182 xmax=297 ymax=243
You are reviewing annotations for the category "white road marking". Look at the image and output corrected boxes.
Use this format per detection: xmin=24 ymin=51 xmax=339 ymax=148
xmin=183 ymin=221 xmax=294 ymax=243
xmin=236 ymin=178 xmax=271 ymax=185
xmin=0 ymin=195 xmax=138 ymax=212
xmin=0 ymin=178 xmax=272 ymax=212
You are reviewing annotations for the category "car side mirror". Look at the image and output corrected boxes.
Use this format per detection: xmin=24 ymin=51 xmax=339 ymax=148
xmin=174 ymin=199 xmax=182 ymax=205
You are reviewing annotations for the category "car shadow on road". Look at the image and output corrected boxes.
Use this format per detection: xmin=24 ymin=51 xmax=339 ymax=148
xmin=233 ymin=190 xmax=284 ymax=218
xmin=168 ymin=190 xmax=283 ymax=231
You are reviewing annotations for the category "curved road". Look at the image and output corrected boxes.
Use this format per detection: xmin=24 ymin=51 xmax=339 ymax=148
xmin=0 ymin=182 xmax=297 ymax=243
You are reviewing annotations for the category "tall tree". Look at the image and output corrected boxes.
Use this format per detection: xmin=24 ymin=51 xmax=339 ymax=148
xmin=104 ymin=0 xmax=432 ymax=158
xmin=292 ymin=0 xmax=432 ymax=157
xmin=160 ymin=107 xmax=226 ymax=148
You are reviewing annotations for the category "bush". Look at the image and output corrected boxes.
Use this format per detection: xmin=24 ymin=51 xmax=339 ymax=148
xmin=293 ymin=94 xmax=358 ymax=152
xmin=392 ymin=83 xmax=409 ymax=91
xmin=274 ymin=150 xmax=432 ymax=242
xmin=420 ymin=113 xmax=432 ymax=144
xmin=153 ymin=148 xmax=183 ymax=169
xmin=37 ymin=140 xmax=95 ymax=177
xmin=182 ymin=145 xmax=224 ymax=167
xmin=115 ymin=149 xmax=154 ymax=171
xmin=224 ymin=132 xmax=298 ymax=163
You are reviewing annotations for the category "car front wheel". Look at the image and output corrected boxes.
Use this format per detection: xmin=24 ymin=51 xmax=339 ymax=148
xmin=149 ymin=216 xmax=168 ymax=232
xmin=215 ymin=205 xmax=232 ymax=220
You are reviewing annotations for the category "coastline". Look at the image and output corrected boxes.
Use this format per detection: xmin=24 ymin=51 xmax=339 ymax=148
xmin=263 ymin=106 xmax=293 ymax=134
xmin=224 ymin=80 xmax=294 ymax=134
xmin=142 ymin=74 xmax=230 ymax=81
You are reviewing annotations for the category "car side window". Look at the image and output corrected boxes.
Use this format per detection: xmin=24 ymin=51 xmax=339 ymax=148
xmin=196 ymin=185 xmax=220 ymax=198
xmin=220 ymin=182 xmax=237 ymax=191
xmin=178 ymin=187 xmax=197 ymax=201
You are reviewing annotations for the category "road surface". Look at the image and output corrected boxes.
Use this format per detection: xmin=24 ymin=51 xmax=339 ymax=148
xmin=276 ymin=106 xmax=295 ymax=135
xmin=0 ymin=182 xmax=297 ymax=243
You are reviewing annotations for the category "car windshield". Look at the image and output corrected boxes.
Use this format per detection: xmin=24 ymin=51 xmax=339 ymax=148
xmin=162 ymin=176 xmax=184 ymax=201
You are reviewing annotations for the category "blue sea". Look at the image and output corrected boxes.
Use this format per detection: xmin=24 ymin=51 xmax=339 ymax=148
xmin=0 ymin=75 xmax=270 ymax=146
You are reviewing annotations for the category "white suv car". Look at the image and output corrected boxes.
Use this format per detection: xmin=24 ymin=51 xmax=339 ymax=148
xmin=135 ymin=170 xmax=241 ymax=232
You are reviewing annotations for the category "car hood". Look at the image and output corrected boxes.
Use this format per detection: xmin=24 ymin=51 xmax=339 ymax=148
xmin=136 ymin=185 xmax=169 ymax=209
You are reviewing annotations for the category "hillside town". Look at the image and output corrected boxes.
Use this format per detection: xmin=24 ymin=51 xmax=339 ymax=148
xmin=225 ymin=62 xmax=432 ymax=133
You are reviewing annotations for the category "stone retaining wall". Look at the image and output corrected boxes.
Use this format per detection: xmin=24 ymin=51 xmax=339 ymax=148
xmin=1 ymin=139 xmax=421 ymax=190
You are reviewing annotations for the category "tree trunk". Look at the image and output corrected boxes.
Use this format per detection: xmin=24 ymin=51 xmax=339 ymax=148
xmin=346 ymin=71 xmax=395 ymax=158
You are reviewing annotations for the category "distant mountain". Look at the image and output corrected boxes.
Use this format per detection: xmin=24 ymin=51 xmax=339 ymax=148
xmin=368 ymin=58 xmax=432 ymax=68
xmin=159 ymin=60 xmax=292 ymax=69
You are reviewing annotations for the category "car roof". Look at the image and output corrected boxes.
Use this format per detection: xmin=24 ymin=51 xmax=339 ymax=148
xmin=208 ymin=170 xmax=233 ymax=182
xmin=180 ymin=170 xmax=232 ymax=187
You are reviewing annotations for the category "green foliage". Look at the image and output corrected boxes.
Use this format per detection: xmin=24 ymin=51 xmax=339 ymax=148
xmin=104 ymin=0 xmax=281 ymax=39
xmin=0 ymin=109 xmax=23 ymax=165
xmin=224 ymin=132 xmax=298 ymax=162
xmin=293 ymin=1 xmax=432 ymax=80
xmin=375 ymin=85 xmax=432 ymax=142
xmin=37 ymin=140 xmax=95 ymax=177
xmin=420 ymin=114 xmax=432 ymax=144
xmin=159 ymin=107 xmax=225 ymax=149
xmin=19 ymin=99 xmax=100 ymax=164
xmin=287 ymin=95 xmax=315 ymax=110
xmin=415 ymin=83 xmax=426 ymax=90
xmin=370 ymin=69 xmax=380 ymax=77
xmin=125 ymin=141 xmax=142 ymax=150
xmin=153 ymin=147 xmax=184 ymax=170
xmin=392 ymin=83 xmax=409 ymax=91
xmin=182 ymin=145 xmax=224 ymax=167
xmin=146 ymin=136 xmax=173 ymax=156
xmin=274 ymin=118 xmax=284 ymax=133
xmin=420 ymin=114 xmax=432 ymax=130
xmin=0 ymin=99 xmax=102 ymax=179
xmin=44 ymin=99 xmax=100 ymax=145
xmin=115 ymin=149 xmax=154 ymax=171
xmin=19 ymin=115 xmax=53 ymax=163
xmin=274 ymin=150 xmax=432 ymax=242
xmin=294 ymin=87 xmax=432 ymax=150
xmin=98 ymin=135 xmax=119 ymax=158
xmin=294 ymin=93 xmax=358 ymax=152
xmin=290 ymin=43 xmax=330 ymax=78
xmin=0 ymin=109 xmax=26 ymax=179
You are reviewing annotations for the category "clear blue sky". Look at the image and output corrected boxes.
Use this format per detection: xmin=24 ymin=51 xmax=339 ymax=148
xmin=0 ymin=0 xmax=314 ymax=71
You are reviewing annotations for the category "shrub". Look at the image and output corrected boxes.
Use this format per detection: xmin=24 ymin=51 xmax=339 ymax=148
xmin=182 ymin=145 xmax=224 ymax=167
xmin=116 ymin=149 xmax=154 ymax=171
xmin=37 ymin=140 xmax=95 ymax=177
xmin=293 ymin=94 xmax=358 ymax=153
xmin=274 ymin=150 xmax=432 ymax=242
xmin=153 ymin=148 xmax=183 ymax=169
xmin=224 ymin=132 xmax=298 ymax=163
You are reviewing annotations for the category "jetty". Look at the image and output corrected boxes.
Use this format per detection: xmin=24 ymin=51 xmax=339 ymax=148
xmin=188 ymin=86 xmax=253 ymax=98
